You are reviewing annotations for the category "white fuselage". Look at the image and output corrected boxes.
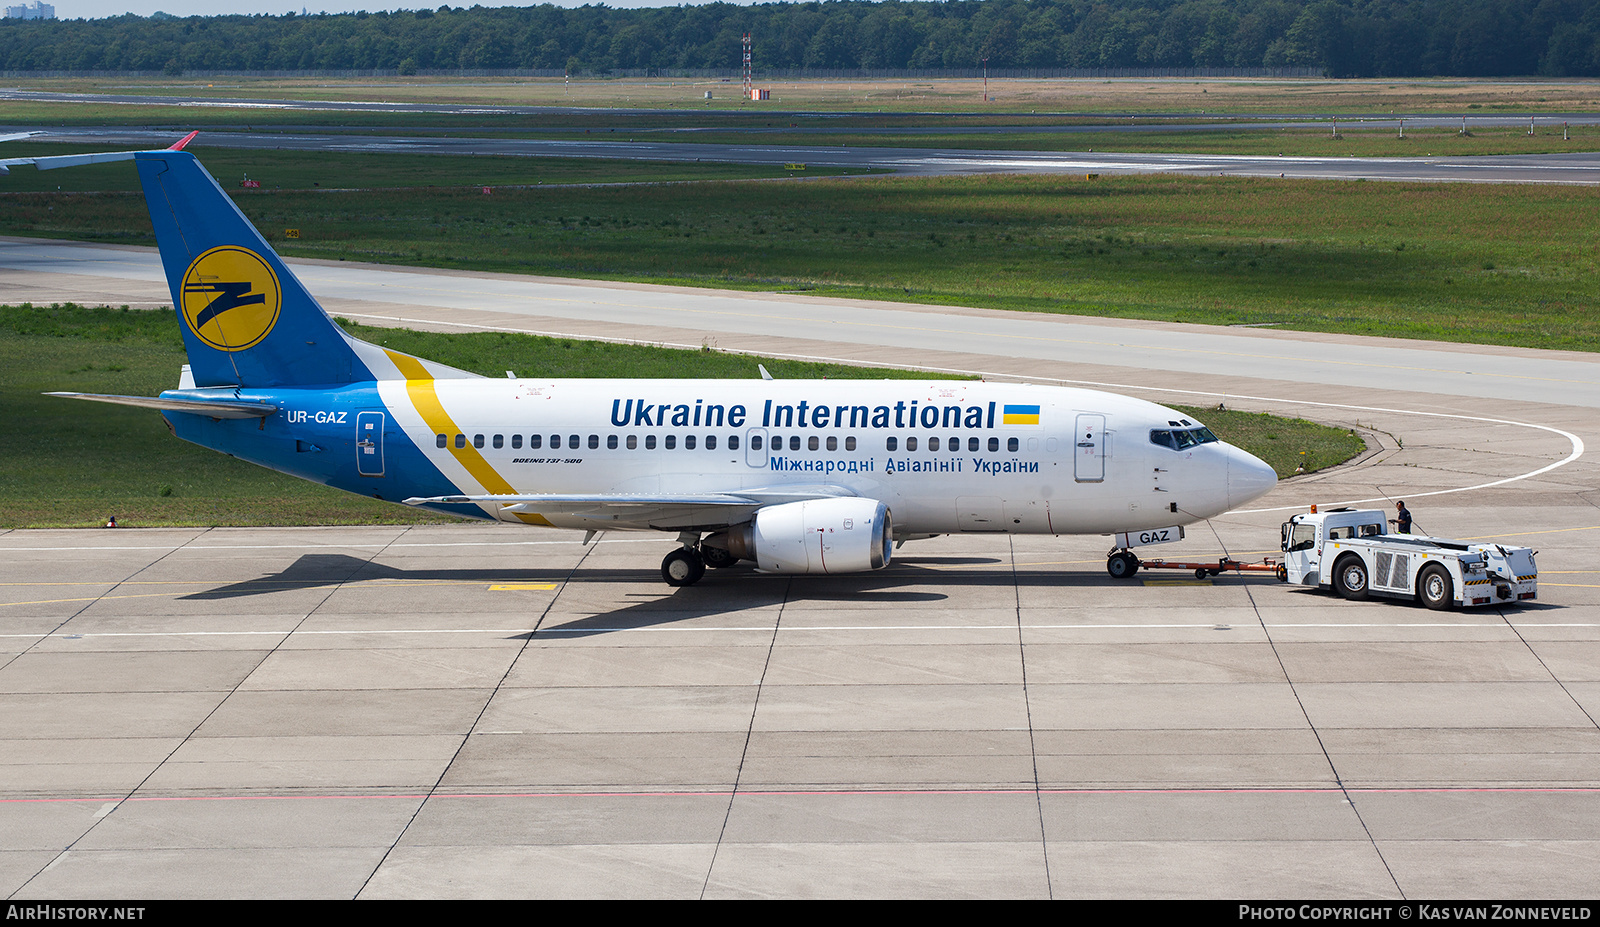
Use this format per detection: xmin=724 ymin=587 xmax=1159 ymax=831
xmin=375 ymin=377 xmax=1276 ymax=536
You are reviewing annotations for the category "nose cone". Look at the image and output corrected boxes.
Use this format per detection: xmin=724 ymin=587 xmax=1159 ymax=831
xmin=1227 ymin=445 xmax=1277 ymax=509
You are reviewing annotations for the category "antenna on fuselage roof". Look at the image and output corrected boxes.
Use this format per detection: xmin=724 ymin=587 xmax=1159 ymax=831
xmin=758 ymin=364 xmax=774 ymax=380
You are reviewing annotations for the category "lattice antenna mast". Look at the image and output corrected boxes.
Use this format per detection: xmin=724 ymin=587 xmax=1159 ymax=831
xmin=743 ymin=32 xmax=753 ymax=100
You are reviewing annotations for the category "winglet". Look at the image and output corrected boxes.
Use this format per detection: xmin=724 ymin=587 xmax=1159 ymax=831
xmin=169 ymin=130 xmax=198 ymax=151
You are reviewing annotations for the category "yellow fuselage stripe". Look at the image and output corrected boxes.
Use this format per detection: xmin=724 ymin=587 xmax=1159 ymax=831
xmin=384 ymin=350 xmax=551 ymax=526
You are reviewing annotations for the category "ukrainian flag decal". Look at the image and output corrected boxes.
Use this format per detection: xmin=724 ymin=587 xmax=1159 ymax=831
xmin=1003 ymin=404 xmax=1041 ymax=425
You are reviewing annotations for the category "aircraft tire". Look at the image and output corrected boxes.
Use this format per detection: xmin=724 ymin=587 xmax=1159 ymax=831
xmin=662 ymin=548 xmax=706 ymax=587
xmin=1333 ymin=555 xmax=1369 ymax=601
xmin=1106 ymin=551 xmax=1139 ymax=579
xmin=1419 ymin=564 xmax=1454 ymax=611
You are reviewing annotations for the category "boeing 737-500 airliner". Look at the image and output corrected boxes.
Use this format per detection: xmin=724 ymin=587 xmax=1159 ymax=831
xmin=50 ymin=149 xmax=1277 ymax=586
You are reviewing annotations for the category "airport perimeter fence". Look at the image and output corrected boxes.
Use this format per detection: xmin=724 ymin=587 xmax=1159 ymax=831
xmin=1 ymin=66 xmax=1324 ymax=80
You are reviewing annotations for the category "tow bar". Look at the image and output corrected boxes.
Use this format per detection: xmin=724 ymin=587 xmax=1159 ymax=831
xmin=1135 ymin=556 xmax=1287 ymax=581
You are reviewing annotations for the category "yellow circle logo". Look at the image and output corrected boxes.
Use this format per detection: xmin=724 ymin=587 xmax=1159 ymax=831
xmin=179 ymin=246 xmax=282 ymax=352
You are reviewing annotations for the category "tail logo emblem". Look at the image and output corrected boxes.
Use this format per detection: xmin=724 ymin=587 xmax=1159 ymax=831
xmin=180 ymin=246 xmax=282 ymax=352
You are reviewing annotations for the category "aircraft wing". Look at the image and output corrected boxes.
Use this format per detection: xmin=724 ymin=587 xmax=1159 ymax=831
xmin=404 ymin=484 xmax=858 ymax=531
xmin=0 ymin=131 xmax=43 ymax=144
xmin=1 ymin=130 xmax=198 ymax=175
xmin=46 ymin=391 xmax=278 ymax=419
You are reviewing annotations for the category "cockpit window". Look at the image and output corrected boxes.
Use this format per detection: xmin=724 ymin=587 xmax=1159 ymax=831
xmin=1151 ymin=426 xmax=1220 ymax=450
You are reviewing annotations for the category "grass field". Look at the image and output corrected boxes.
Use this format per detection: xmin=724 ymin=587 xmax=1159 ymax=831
xmin=7 ymin=98 xmax=1600 ymax=159
xmin=605 ymin=124 xmax=1600 ymax=157
xmin=11 ymin=74 xmax=1600 ymax=115
xmin=5 ymin=153 xmax=1595 ymax=352
xmin=0 ymin=303 xmax=1359 ymax=528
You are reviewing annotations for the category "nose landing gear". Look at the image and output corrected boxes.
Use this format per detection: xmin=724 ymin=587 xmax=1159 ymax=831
xmin=1106 ymin=550 xmax=1141 ymax=579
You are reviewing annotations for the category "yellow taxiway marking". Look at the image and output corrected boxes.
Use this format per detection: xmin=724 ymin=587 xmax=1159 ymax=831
xmin=1462 ymin=525 xmax=1600 ymax=541
xmin=489 ymin=584 xmax=558 ymax=591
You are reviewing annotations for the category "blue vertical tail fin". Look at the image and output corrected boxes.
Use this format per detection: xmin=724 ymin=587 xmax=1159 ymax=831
xmin=135 ymin=149 xmax=476 ymax=388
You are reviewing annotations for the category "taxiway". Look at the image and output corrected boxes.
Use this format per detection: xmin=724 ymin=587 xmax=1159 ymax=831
xmin=2 ymin=240 xmax=1599 ymax=897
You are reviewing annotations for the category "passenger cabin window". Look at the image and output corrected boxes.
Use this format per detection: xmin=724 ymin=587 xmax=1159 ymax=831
xmin=607 ymin=435 xmax=618 ymax=449
xmin=511 ymin=435 xmax=522 ymax=449
xmin=886 ymin=437 xmax=898 ymax=451
xmin=808 ymin=436 xmax=819 ymax=451
xmin=685 ymin=435 xmax=697 ymax=450
xmin=906 ymin=437 xmax=918 ymax=451
xmin=473 ymin=434 xmax=485 ymax=449
xmin=665 ymin=435 xmax=676 ymax=450
xmin=454 ymin=434 xmax=466 ymax=449
xmin=646 ymin=435 xmax=657 ymax=450
xmin=845 ymin=437 xmax=856 ymax=451
xmin=706 ymin=435 xmax=717 ymax=450
xmin=729 ymin=435 xmax=740 ymax=451
xmin=493 ymin=434 xmax=504 ymax=449
xmin=530 ymin=435 xmax=542 ymax=449
xmin=436 ymin=434 xmax=447 ymax=448
xmin=588 ymin=435 xmax=599 ymax=450
xmin=751 ymin=435 xmax=763 ymax=450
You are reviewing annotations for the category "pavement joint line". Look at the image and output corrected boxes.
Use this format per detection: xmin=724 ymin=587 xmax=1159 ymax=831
xmin=1010 ymin=534 xmax=1054 ymax=898
xmin=1239 ymin=559 xmax=1405 ymax=896
xmin=701 ymin=574 xmax=791 ymax=898
xmin=11 ymin=785 xmax=1600 ymax=805
xmin=10 ymin=621 xmax=1594 ymax=639
xmin=353 ymin=525 xmax=598 ymax=900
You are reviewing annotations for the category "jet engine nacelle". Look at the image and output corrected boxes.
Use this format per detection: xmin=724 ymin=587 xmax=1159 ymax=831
xmin=712 ymin=497 xmax=892 ymax=574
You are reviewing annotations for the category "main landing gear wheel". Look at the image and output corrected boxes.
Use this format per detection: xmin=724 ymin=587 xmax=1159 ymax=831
xmin=662 ymin=548 xmax=706 ymax=587
xmin=1106 ymin=551 xmax=1140 ymax=579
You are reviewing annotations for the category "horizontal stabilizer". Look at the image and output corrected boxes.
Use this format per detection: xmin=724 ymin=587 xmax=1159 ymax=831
xmin=46 ymin=391 xmax=278 ymax=419
xmin=3 ymin=130 xmax=198 ymax=174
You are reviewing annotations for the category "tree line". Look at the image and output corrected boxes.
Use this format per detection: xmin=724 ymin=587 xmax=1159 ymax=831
xmin=2 ymin=0 xmax=1598 ymax=78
